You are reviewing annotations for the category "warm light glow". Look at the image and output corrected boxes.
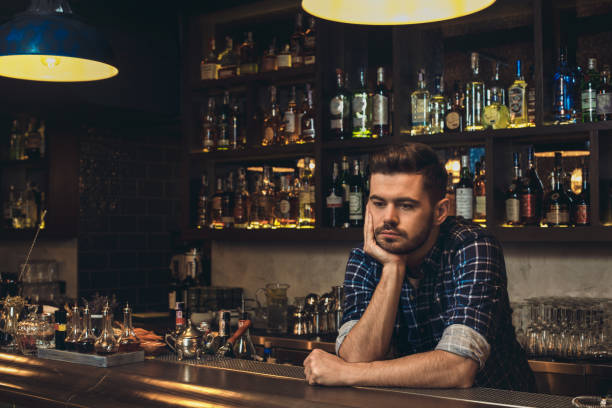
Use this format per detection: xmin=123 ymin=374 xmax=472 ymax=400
xmin=134 ymin=392 xmax=227 ymax=408
xmin=0 ymin=353 xmax=43 ymax=366
xmin=534 ymin=150 xmax=589 ymax=158
xmin=302 ymin=0 xmax=497 ymax=25
xmin=246 ymin=167 xmax=295 ymax=173
xmin=0 ymin=366 xmax=38 ymax=377
xmin=0 ymin=381 xmax=24 ymax=391
xmin=445 ymin=159 xmax=461 ymax=183
xmin=571 ymin=168 xmax=582 ymax=194
xmin=0 ymin=54 xmax=118 ymax=82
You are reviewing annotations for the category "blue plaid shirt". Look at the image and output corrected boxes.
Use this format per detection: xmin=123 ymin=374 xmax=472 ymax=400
xmin=341 ymin=217 xmax=535 ymax=391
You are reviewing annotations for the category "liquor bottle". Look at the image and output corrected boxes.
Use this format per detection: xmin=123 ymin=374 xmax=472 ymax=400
xmin=217 ymin=36 xmax=239 ymax=79
xmin=95 ymin=304 xmax=119 ymax=355
xmin=349 ymin=159 xmax=364 ymax=227
xmin=229 ymin=102 xmax=245 ymax=150
xmin=581 ymin=58 xmax=600 ymax=123
xmin=117 ymin=303 xmax=140 ymax=353
xmin=261 ymin=39 xmax=278 ymax=72
xmin=445 ymin=81 xmax=464 ymax=133
xmin=210 ymin=177 xmax=225 ymax=229
xmin=473 ymin=159 xmax=486 ymax=224
xmin=553 ymin=47 xmax=575 ymax=124
xmin=275 ymin=175 xmax=293 ymax=228
xmin=508 ymin=59 xmax=529 ymax=128
xmin=239 ymin=32 xmax=258 ymax=75
xmin=303 ymin=17 xmax=316 ymax=65
xmin=221 ymin=172 xmax=235 ymax=228
xmin=289 ymin=173 xmax=300 ymax=228
xmin=290 ymin=12 xmax=305 ymax=68
xmin=465 ymin=53 xmax=485 ymax=131
xmin=483 ymin=62 xmax=510 ymax=129
xmin=8 ymin=120 xmax=19 ymax=161
xmin=277 ymin=44 xmax=292 ymax=69
xmin=262 ymin=86 xmax=281 ymax=146
xmin=249 ymin=175 xmax=264 ymax=229
xmin=64 ymin=305 xmax=81 ymax=351
xmin=372 ymin=67 xmax=390 ymax=138
xmin=572 ymin=65 xmax=583 ymax=124
xmin=330 ymin=68 xmax=351 ymax=140
xmin=300 ymin=84 xmax=316 ymax=143
xmin=23 ymin=181 xmax=38 ymax=228
xmin=298 ymin=158 xmax=315 ymax=228
xmin=456 ymin=155 xmax=473 ymax=220
xmin=339 ymin=156 xmax=351 ymax=228
xmin=201 ymin=97 xmax=216 ymax=152
xmin=217 ymin=91 xmax=231 ymax=151
xmin=261 ymin=166 xmax=276 ymax=228
xmin=76 ymin=304 xmax=96 ymax=353
xmin=411 ymin=69 xmax=430 ymax=135
xmin=520 ymin=146 xmax=544 ymax=225
xmin=38 ymin=120 xmax=45 ymax=158
xmin=445 ymin=172 xmax=456 ymax=217
xmin=544 ymin=152 xmax=571 ymax=227
xmin=597 ymin=64 xmax=612 ymax=121
xmin=573 ymin=163 xmax=590 ymax=226
xmin=196 ymin=174 xmax=209 ymax=229
xmin=54 ymin=309 xmax=67 ymax=350
xmin=326 ymin=162 xmax=344 ymax=228
xmin=201 ymin=38 xmax=219 ymax=80
xmin=24 ymin=118 xmax=41 ymax=160
xmin=505 ymin=153 xmax=522 ymax=226
xmin=352 ymin=67 xmax=372 ymax=138
xmin=527 ymin=65 xmax=536 ymax=127
xmin=430 ymin=75 xmax=445 ymax=134
xmin=233 ymin=168 xmax=250 ymax=229
xmin=283 ymin=86 xmax=299 ymax=144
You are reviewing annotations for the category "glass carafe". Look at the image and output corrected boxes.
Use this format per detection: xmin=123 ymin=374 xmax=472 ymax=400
xmin=16 ymin=306 xmax=39 ymax=355
xmin=77 ymin=304 xmax=96 ymax=353
xmin=0 ymin=295 xmax=25 ymax=351
xmin=94 ymin=304 xmax=118 ymax=355
xmin=118 ymin=303 xmax=140 ymax=352
xmin=35 ymin=312 xmax=55 ymax=349
xmin=256 ymin=283 xmax=289 ymax=334
xmin=65 ymin=304 xmax=81 ymax=351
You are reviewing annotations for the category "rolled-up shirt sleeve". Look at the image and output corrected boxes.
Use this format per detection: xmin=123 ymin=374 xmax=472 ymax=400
xmin=435 ymin=324 xmax=491 ymax=370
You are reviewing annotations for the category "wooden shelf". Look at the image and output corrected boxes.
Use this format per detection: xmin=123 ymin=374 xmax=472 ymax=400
xmin=189 ymin=143 xmax=316 ymax=162
xmin=193 ymin=65 xmax=316 ymax=92
xmin=0 ymin=158 xmax=49 ymax=169
xmin=490 ymin=225 xmax=612 ymax=242
xmin=182 ymin=227 xmax=363 ymax=242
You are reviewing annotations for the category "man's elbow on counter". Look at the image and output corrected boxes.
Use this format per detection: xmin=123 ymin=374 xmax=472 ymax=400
xmin=453 ymin=358 xmax=479 ymax=389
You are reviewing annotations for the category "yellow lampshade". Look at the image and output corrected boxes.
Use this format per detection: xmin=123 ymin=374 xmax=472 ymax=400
xmin=302 ymin=0 xmax=497 ymax=25
xmin=0 ymin=54 xmax=118 ymax=82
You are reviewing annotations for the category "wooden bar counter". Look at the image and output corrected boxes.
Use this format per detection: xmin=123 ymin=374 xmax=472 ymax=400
xmin=0 ymin=352 xmax=578 ymax=408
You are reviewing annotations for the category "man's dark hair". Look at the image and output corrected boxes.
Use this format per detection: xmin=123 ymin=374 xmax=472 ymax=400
xmin=369 ymin=143 xmax=448 ymax=203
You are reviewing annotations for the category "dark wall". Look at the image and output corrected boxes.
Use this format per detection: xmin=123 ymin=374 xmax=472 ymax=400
xmin=77 ymin=123 xmax=182 ymax=311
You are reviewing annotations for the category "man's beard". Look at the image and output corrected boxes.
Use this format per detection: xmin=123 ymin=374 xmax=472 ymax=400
xmin=374 ymin=214 xmax=434 ymax=255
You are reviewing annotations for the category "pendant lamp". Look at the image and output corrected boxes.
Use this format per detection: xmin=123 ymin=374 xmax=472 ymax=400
xmin=0 ymin=0 xmax=118 ymax=82
xmin=302 ymin=0 xmax=497 ymax=25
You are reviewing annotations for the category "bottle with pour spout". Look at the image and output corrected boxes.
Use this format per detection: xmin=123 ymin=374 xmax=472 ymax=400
xmin=118 ymin=302 xmax=141 ymax=352
xmin=76 ymin=303 xmax=96 ymax=353
xmin=94 ymin=303 xmax=119 ymax=355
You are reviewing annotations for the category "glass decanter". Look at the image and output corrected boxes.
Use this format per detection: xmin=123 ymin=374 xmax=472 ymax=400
xmin=76 ymin=303 xmax=96 ymax=353
xmin=118 ymin=302 xmax=140 ymax=353
xmin=35 ymin=312 xmax=55 ymax=349
xmin=16 ymin=305 xmax=39 ymax=355
xmin=65 ymin=304 xmax=81 ymax=351
xmin=94 ymin=303 xmax=118 ymax=355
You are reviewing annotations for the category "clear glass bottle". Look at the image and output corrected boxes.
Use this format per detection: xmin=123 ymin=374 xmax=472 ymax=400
xmin=65 ymin=304 xmax=81 ymax=351
xmin=201 ymin=38 xmax=219 ymax=80
xmin=233 ymin=313 xmax=256 ymax=360
xmin=261 ymin=167 xmax=276 ymax=228
xmin=229 ymin=102 xmax=244 ymax=150
xmin=430 ymin=75 xmax=446 ymax=134
xmin=411 ymin=69 xmax=430 ymax=135
xmin=275 ymin=175 xmax=294 ymax=228
xmin=582 ymin=58 xmax=600 ymax=123
xmin=456 ymin=155 xmax=473 ymax=220
xmin=330 ymin=68 xmax=351 ymax=140
xmin=326 ymin=162 xmax=345 ymax=228
xmin=553 ymin=47 xmax=575 ymax=124
xmin=262 ymin=86 xmax=281 ymax=146
xmin=298 ymin=158 xmax=316 ymax=228
xmin=300 ymin=84 xmax=316 ymax=143
xmin=217 ymin=36 xmax=239 ymax=78
xmin=201 ymin=97 xmax=216 ymax=152
xmin=210 ymin=177 xmax=225 ymax=229
xmin=483 ymin=62 xmax=510 ymax=129
xmin=94 ymin=304 xmax=119 ymax=355
xmin=118 ymin=303 xmax=140 ymax=353
xmin=217 ymin=91 xmax=231 ymax=151
xmin=196 ymin=174 xmax=208 ymax=229
xmin=76 ymin=304 xmax=96 ymax=353
xmin=372 ymin=67 xmax=390 ymax=138
xmin=261 ymin=39 xmax=277 ymax=72
xmin=239 ymin=32 xmax=258 ymax=75
xmin=352 ymin=67 xmax=372 ymax=138
xmin=233 ymin=168 xmax=250 ymax=229
xmin=283 ymin=86 xmax=299 ymax=144
xmin=349 ymin=159 xmax=364 ymax=227
xmin=277 ymin=44 xmax=292 ymax=69
xmin=465 ymin=53 xmax=485 ymax=131
xmin=597 ymin=64 xmax=612 ymax=121
xmin=508 ymin=59 xmax=529 ymax=128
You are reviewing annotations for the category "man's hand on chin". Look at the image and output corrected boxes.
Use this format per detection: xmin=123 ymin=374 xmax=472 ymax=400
xmin=303 ymin=349 xmax=358 ymax=386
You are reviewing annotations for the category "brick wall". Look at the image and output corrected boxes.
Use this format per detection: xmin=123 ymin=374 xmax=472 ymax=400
xmin=78 ymin=123 xmax=182 ymax=311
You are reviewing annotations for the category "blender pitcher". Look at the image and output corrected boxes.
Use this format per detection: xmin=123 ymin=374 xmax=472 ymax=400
xmin=256 ymin=283 xmax=289 ymax=334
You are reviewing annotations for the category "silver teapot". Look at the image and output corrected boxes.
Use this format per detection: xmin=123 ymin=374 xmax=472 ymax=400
xmin=165 ymin=319 xmax=204 ymax=361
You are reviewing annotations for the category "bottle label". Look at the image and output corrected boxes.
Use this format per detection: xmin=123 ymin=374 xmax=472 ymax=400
xmin=299 ymin=191 xmax=312 ymax=205
xmin=331 ymin=118 xmax=343 ymax=130
xmin=546 ymin=204 xmax=569 ymax=224
xmin=372 ymin=94 xmax=389 ymax=125
xmin=509 ymin=86 xmax=525 ymax=116
xmin=304 ymin=55 xmax=316 ymax=65
xmin=201 ymin=63 xmax=218 ymax=80
xmin=483 ymin=105 xmax=501 ymax=126
xmin=352 ymin=95 xmax=367 ymax=128
xmin=277 ymin=54 xmax=291 ymax=68
xmin=279 ymin=199 xmax=291 ymax=215
xmin=455 ymin=188 xmax=473 ymax=219
xmin=445 ymin=112 xmax=460 ymax=130
xmin=349 ymin=192 xmax=363 ymax=220
xmin=520 ymin=194 xmax=536 ymax=218
xmin=582 ymin=90 xmax=597 ymax=113
xmin=574 ymin=204 xmax=590 ymax=225
xmin=218 ymin=67 xmax=237 ymax=79
xmin=596 ymin=93 xmax=612 ymax=115
xmin=326 ymin=192 xmax=343 ymax=208
xmin=506 ymin=198 xmax=520 ymax=223
xmin=202 ymin=127 xmax=215 ymax=148
xmin=283 ymin=111 xmax=296 ymax=133
xmin=54 ymin=323 xmax=66 ymax=332
xmin=302 ymin=119 xmax=315 ymax=138
xmin=175 ymin=310 xmax=185 ymax=327
xmin=218 ymin=126 xmax=229 ymax=146
xmin=412 ymin=99 xmax=427 ymax=126
xmin=475 ymin=196 xmax=486 ymax=216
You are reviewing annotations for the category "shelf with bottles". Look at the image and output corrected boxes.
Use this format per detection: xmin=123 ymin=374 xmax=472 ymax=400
xmin=182 ymin=227 xmax=363 ymax=242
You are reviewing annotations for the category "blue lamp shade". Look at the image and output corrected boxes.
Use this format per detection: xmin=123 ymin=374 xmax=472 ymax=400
xmin=0 ymin=12 xmax=118 ymax=82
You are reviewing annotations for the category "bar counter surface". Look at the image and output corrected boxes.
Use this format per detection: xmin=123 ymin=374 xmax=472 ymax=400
xmin=0 ymin=352 xmax=578 ymax=408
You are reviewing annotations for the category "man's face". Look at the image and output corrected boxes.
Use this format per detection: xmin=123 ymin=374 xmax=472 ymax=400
xmin=368 ymin=172 xmax=436 ymax=255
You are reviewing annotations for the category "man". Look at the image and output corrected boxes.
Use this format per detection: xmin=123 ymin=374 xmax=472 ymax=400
xmin=304 ymin=143 xmax=534 ymax=391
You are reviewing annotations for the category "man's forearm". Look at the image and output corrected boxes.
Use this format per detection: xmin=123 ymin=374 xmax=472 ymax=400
xmin=338 ymin=263 xmax=405 ymax=363
xmin=344 ymin=350 xmax=478 ymax=388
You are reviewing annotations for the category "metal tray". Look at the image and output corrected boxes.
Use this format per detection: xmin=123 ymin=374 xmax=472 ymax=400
xmin=37 ymin=348 xmax=144 ymax=367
